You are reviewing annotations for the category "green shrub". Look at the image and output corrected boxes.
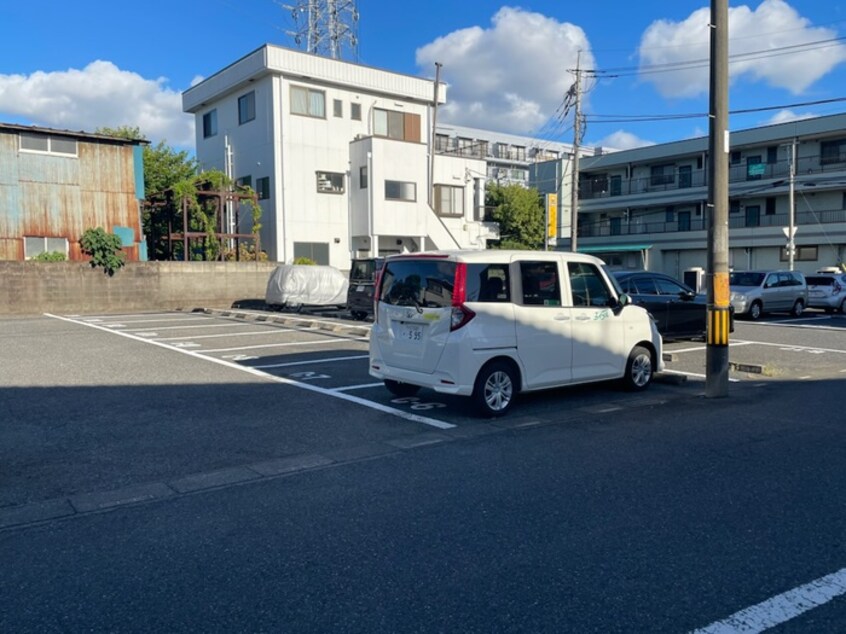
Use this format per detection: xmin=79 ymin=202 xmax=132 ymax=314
xmin=32 ymin=251 xmax=66 ymax=262
xmin=80 ymin=227 xmax=126 ymax=276
xmin=293 ymin=256 xmax=316 ymax=265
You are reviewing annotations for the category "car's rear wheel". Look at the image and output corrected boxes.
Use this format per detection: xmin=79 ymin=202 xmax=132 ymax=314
xmin=791 ymin=299 xmax=805 ymax=318
xmin=472 ymin=361 xmax=517 ymax=418
xmin=350 ymin=310 xmax=368 ymax=321
xmin=748 ymin=301 xmax=763 ymax=320
xmin=384 ymin=379 xmax=420 ymax=397
xmin=622 ymin=346 xmax=653 ymax=391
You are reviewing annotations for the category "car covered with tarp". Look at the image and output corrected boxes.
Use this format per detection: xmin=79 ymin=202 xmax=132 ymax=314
xmin=265 ymin=264 xmax=349 ymax=311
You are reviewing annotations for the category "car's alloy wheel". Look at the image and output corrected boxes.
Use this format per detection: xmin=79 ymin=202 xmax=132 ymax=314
xmin=791 ymin=299 xmax=804 ymax=318
xmin=749 ymin=301 xmax=762 ymax=320
xmin=473 ymin=361 xmax=516 ymax=417
xmin=623 ymin=346 xmax=653 ymax=391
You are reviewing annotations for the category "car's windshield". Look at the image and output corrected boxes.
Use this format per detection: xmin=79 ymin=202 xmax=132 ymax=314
xmin=730 ymin=272 xmax=765 ymax=287
xmin=350 ymin=259 xmax=381 ymax=282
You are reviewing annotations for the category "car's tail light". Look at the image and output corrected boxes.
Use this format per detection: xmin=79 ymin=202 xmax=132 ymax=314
xmin=450 ymin=262 xmax=475 ymax=331
xmin=373 ymin=266 xmax=385 ymax=324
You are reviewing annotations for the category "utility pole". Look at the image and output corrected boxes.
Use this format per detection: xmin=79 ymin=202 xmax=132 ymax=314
xmin=569 ymin=51 xmax=582 ymax=253
xmin=706 ymin=0 xmax=730 ymax=398
xmin=429 ymin=62 xmax=442 ymax=209
xmin=788 ymin=138 xmax=797 ymax=271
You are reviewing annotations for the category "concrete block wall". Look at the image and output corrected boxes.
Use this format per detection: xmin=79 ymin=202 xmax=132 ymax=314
xmin=0 ymin=262 xmax=279 ymax=315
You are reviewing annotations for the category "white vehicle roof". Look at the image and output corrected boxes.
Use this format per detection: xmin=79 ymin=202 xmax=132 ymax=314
xmin=385 ymin=249 xmax=607 ymax=266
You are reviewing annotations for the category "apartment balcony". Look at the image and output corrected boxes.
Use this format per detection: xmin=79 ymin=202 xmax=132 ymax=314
xmin=579 ymin=208 xmax=846 ymax=238
xmin=580 ymin=153 xmax=846 ymax=202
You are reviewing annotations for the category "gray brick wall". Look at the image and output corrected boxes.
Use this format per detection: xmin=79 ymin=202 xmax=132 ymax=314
xmin=0 ymin=262 xmax=279 ymax=315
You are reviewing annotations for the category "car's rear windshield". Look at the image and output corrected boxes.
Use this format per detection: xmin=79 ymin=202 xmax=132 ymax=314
xmin=350 ymin=259 xmax=382 ymax=282
xmin=806 ymin=276 xmax=836 ymax=286
xmin=730 ymin=272 xmax=765 ymax=286
xmin=379 ymin=259 xmax=457 ymax=308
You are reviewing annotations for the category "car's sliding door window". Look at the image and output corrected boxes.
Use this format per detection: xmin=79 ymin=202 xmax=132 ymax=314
xmin=519 ymin=261 xmax=561 ymax=306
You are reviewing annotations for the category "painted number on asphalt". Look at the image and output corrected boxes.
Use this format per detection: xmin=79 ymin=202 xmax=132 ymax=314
xmin=391 ymin=396 xmax=446 ymax=411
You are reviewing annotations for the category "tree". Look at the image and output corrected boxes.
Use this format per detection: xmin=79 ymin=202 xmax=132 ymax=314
xmin=96 ymin=126 xmax=198 ymax=259
xmin=485 ymin=183 xmax=545 ymax=250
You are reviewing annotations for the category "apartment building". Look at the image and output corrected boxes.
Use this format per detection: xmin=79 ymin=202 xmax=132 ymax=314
xmin=573 ymin=113 xmax=846 ymax=280
xmin=182 ymin=45 xmax=498 ymax=266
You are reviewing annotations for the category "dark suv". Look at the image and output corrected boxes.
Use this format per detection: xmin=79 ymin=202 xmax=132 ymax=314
xmin=347 ymin=258 xmax=383 ymax=320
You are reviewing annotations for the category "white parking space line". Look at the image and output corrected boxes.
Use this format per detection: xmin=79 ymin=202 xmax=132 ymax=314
xmin=669 ymin=341 xmax=754 ymax=354
xmin=87 ymin=317 xmax=214 ymax=325
xmin=252 ymin=354 xmax=369 ymax=369
xmin=333 ymin=382 xmax=384 ymax=392
xmin=691 ymin=566 xmax=846 ymax=633
xmin=122 ymin=322 xmax=263 ymax=332
xmin=745 ymin=340 xmax=846 ymax=355
xmin=201 ymin=338 xmax=368 ymax=353
xmin=155 ymin=329 xmax=294 ymax=341
xmin=661 ymin=369 xmax=740 ymax=382
xmin=45 ymin=313 xmax=454 ymax=429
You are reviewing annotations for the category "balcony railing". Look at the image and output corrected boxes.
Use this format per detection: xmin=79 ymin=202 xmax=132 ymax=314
xmin=579 ymin=208 xmax=846 ymax=238
xmin=580 ymin=153 xmax=846 ymax=201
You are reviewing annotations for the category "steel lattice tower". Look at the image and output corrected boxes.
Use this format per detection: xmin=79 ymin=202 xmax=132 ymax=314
xmin=282 ymin=0 xmax=359 ymax=61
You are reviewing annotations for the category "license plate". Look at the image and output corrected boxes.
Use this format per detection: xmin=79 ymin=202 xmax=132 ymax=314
xmin=398 ymin=323 xmax=423 ymax=343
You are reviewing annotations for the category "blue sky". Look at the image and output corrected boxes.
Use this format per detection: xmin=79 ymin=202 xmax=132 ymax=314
xmin=2 ymin=0 xmax=846 ymax=151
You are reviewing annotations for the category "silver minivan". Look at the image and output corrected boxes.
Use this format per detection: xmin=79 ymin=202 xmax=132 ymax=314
xmin=369 ymin=250 xmax=664 ymax=417
xmin=729 ymin=270 xmax=808 ymax=320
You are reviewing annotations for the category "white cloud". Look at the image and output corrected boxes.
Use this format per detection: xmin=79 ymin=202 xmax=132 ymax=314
xmin=592 ymin=130 xmax=655 ymax=151
xmin=764 ymin=108 xmax=816 ymax=125
xmin=0 ymin=60 xmax=194 ymax=147
xmin=416 ymin=7 xmax=594 ymax=135
xmin=638 ymin=0 xmax=846 ymax=98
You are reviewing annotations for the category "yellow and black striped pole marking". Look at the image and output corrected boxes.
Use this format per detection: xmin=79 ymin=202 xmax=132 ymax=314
xmin=708 ymin=271 xmax=731 ymax=346
xmin=707 ymin=307 xmax=731 ymax=346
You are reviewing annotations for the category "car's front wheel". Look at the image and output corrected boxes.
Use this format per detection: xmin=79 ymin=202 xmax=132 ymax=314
xmin=791 ymin=299 xmax=805 ymax=318
xmin=384 ymin=379 xmax=420 ymax=397
xmin=621 ymin=346 xmax=653 ymax=391
xmin=748 ymin=301 xmax=763 ymax=320
xmin=472 ymin=361 xmax=517 ymax=418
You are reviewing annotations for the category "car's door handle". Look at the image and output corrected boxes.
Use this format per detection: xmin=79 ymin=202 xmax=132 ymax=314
xmin=553 ymin=314 xmax=570 ymax=321
xmin=575 ymin=315 xmax=591 ymax=321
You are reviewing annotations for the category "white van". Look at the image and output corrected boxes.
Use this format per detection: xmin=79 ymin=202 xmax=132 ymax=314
xmin=369 ymin=250 xmax=664 ymax=417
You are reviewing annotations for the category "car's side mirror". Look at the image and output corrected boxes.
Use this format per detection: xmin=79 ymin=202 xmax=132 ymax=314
xmin=613 ymin=293 xmax=631 ymax=315
xmin=680 ymin=290 xmax=696 ymax=300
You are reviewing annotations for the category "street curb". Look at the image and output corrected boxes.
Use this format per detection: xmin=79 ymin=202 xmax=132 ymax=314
xmin=729 ymin=361 xmax=764 ymax=374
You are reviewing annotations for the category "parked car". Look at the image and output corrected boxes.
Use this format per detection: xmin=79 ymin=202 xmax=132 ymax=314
xmin=368 ymin=250 xmax=664 ymax=417
xmin=265 ymin=264 xmax=348 ymax=312
xmin=729 ymin=270 xmax=808 ymax=320
xmin=346 ymin=257 xmax=384 ymax=320
xmin=806 ymin=272 xmax=846 ymax=313
xmin=611 ymin=270 xmax=728 ymax=340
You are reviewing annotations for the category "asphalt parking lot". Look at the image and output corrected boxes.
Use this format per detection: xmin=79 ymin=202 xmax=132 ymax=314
xmin=2 ymin=307 xmax=844 ymax=631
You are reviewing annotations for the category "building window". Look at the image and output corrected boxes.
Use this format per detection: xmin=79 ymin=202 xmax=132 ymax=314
xmin=291 ymin=86 xmax=326 ymax=118
xmin=24 ymin=236 xmax=68 ymax=259
xmin=19 ymin=133 xmax=77 ymax=156
xmin=820 ymin=139 xmax=846 ymax=165
xmin=765 ymin=197 xmax=776 ymax=215
xmin=730 ymin=151 xmax=741 ymax=165
xmin=333 ymin=99 xmax=342 ymax=118
xmin=435 ymin=134 xmax=449 ymax=152
xmin=746 ymin=156 xmax=763 ymax=180
xmin=730 ymin=199 xmax=740 ymax=214
xmin=650 ymin=164 xmax=674 ymax=187
xmin=609 ymin=175 xmax=622 ymax=196
xmin=256 ymin=176 xmax=270 ymax=200
xmin=293 ymin=242 xmax=329 ymax=265
xmin=238 ymin=91 xmax=256 ymax=125
xmin=351 ymin=102 xmax=361 ymax=121
xmin=767 ymin=145 xmax=778 ymax=164
xmin=202 ymin=110 xmax=217 ymax=138
xmin=316 ymin=171 xmax=344 ymax=194
xmin=434 ymin=184 xmax=464 ymax=217
xmin=373 ymin=108 xmax=420 ymax=142
xmin=385 ymin=180 xmax=416 ymax=201
xmin=236 ymin=175 xmax=252 ymax=189
xmin=359 ymin=166 xmax=368 ymax=189
xmin=780 ymin=245 xmax=818 ymax=262
xmin=665 ymin=208 xmax=675 ymax=222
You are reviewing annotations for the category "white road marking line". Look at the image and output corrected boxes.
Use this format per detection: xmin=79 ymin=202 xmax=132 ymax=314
xmin=661 ymin=369 xmax=741 ymax=382
xmin=691 ymin=566 xmax=846 ymax=633
xmin=746 ymin=340 xmax=846 ymax=355
xmin=251 ymin=355 xmax=369 ymax=369
xmin=201 ymin=338 xmax=368 ymax=353
xmin=668 ymin=341 xmax=754 ymax=354
xmin=45 ymin=314 xmax=454 ymax=429
xmin=122 ymin=322 xmax=261 ymax=332
xmin=229 ymin=310 xmax=372 ymax=331
xmin=799 ymin=376 xmax=812 ymax=379
xmin=333 ymin=382 xmax=384 ymax=392
xmin=70 ymin=312 xmax=190 ymax=319
xmin=87 ymin=316 xmax=213 ymax=325
xmin=155 ymin=329 xmax=294 ymax=341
